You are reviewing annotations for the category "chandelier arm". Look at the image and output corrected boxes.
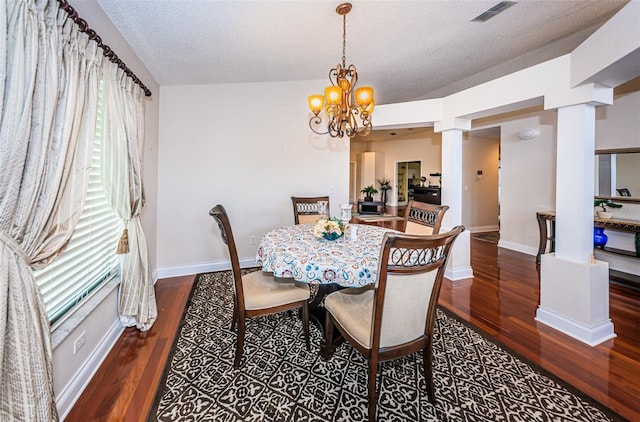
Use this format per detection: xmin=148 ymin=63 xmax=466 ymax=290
xmin=309 ymin=116 xmax=330 ymax=135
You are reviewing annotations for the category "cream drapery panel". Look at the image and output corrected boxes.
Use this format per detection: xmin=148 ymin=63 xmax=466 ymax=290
xmin=102 ymin=62 xmax=157 ymax=331
xmin=0 ymin=0 xmax=103 ymax=419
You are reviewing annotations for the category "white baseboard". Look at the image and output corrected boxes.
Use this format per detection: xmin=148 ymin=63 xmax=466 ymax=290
xmin=57 ymin=320 xmax=124 ymax=420
xmin=467 ymin=225 xmax=500 ymax=233
xmin=156 ymin=258 xmax=258 ymax=279
xmin=535 ymin=306 xmax=616 ymax=347
xmin=445 ymin=266 xmax=474 ymax=281
xmin=498 ymin=240 xmax=538 ymax=256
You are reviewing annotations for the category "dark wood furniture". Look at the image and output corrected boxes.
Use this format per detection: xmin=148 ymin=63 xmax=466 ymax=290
xmin=209 ymin=205 xmax=310 ymax=367
xmin=413 ymin=186 xmax=441 ymax=205
xmin=357 ymin=200 xmax=385 ymax=214
xmin=401 ymin=200 xmax=449 ymax=235
xmin=291 ymin=195 xmax=330 ymax=224
xmin=536 ymin=210 xmax=640 ymax=288
xmin=536 ymin=211 xmax=556 ymax=264
xmin=323 ymin=226 xmax=465 ymax=422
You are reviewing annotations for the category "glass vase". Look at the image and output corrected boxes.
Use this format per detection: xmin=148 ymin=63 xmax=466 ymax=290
xmin=593 ymin=227 xmax=608 ymax=249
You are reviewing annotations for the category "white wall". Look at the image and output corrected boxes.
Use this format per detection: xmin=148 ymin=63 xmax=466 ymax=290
xmin=595 ymin=89 xmax=640 ymax=150
xmin=156 ymin=80 xmax=349 ymax=277
xmin=463 ymin=131 xmax=500 ymax=232
xmin=498 ymin=111 xmax=558 ymax=254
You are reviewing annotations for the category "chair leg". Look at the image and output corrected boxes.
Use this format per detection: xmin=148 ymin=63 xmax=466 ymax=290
xmin=423 ymin=347 xmax=436 ymax=403
xmin=368 ymin=358 xmax=379 ymax=422
xmin=230 ymin=299 xmax=238 ymax=331
xmin=302 ymin=303 xmax=310 ymax=351
xmin=234 ymin=316 xmax=245 ymax=368
xmin=322 ymin=311 xmax=335 ymax=360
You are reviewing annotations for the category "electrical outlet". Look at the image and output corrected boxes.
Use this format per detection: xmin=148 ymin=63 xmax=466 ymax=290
xmin=73 ymin=331 xmax=86 ymax=355
xmin=250 ymin=235 xmax=257 ymax=245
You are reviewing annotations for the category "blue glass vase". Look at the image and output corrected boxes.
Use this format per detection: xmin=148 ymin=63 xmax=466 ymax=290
xmin=593 ymin=227 xmax=608 ymax=249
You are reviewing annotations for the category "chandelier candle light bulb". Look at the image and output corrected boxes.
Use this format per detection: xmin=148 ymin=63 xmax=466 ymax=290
xmin=308 ymin=3 xmax=374 ymax=138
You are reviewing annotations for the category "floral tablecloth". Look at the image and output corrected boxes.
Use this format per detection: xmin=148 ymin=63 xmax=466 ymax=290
xmin=256 ymin=224 xmax=396 ymax=287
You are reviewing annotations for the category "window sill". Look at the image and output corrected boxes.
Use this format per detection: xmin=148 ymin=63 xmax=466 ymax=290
xmin=51 ymin=277 xmax=120 ymax=350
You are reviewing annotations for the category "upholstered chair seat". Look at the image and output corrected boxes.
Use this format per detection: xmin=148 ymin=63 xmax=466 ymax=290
xmin=325 ymin=289 xmax=374 ymax=348
xmin=243 ymin=271 xmax=310 ymax=310
xmin=325 ymin=271 xmax=437 ymax=349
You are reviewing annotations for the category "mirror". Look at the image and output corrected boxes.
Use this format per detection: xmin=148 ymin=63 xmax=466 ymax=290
xmin=595 ymin=148 xmax=640 ymax=202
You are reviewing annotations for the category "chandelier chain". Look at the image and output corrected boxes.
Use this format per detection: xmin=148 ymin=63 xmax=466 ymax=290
xmin=342 ymin=13 xmax=347 ymax=68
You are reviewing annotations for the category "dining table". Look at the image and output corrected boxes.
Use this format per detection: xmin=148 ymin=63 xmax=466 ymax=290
xmin=255 ymin=223 xmax=397 ymax=288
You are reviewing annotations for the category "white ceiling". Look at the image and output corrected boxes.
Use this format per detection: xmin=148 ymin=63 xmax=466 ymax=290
xmin=97 ymin=0 xmax=628 ymax=106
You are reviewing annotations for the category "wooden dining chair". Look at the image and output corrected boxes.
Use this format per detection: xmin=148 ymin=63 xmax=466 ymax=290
xmin=323 ymin=226 xmax=464 ymax=421
xmin=209 ymin=205 xmax=310 ymax=367
xmin=291 ymin=195 xmax=330 ymax=224
xmin=401 ymin=200 xmax=449 ymax=235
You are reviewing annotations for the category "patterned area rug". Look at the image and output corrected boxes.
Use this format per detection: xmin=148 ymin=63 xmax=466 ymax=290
xmin=148 ymin=271 xmax=620 ymax=422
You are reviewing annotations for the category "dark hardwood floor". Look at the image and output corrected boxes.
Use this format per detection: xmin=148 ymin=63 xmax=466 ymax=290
xmin=66 ymin=236 xmax=640 ymax=421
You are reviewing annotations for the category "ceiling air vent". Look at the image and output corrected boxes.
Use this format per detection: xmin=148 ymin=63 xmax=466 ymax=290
xmin=471 ymin=1 xmax=517 ymax=22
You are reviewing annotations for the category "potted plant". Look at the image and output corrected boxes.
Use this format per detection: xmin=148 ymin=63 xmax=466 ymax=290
xmin=361 ymin=185 xmax=379 ymax=202
xmin=594 ymin=199 xmax=622 ymax=219
xmin=377 ymin=177 xmax=392 ymax=204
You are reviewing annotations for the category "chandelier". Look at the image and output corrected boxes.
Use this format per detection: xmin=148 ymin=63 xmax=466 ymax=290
xmin=308 ymin=3 xmax=374 ymax=138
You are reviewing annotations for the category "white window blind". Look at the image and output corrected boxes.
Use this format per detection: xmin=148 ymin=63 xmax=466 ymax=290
xmin=35 ymin=81 xmax=121 ymax=328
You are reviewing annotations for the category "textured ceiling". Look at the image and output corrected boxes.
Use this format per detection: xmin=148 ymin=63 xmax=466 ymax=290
xmin=97 ymin=0 xmax=629 ymax=106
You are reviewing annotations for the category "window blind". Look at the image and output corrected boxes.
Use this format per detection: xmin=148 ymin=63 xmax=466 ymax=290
xmin=34 ymin=82 xmax=121 ymax=328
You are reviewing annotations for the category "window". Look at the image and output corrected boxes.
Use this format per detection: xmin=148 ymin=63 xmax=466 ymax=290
xmin=34 ymin=82 xmax=121 ymax=329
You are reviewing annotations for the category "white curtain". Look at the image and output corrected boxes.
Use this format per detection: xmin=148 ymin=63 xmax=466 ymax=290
xmin=102 ymin=62 xmax=157 ymax=331
xmin=0 ymin=0 xmax=103 ymax=419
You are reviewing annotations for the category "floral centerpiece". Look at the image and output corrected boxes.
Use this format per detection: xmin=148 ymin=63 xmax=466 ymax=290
xmin=313 ymin=217 xmax=345 ymax=241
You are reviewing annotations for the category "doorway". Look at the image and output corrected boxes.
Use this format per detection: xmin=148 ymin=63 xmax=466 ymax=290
xmin=396 ymin=161 xmax=421 ymax=206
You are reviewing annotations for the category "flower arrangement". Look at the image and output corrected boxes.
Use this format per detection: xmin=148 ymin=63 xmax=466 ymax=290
xmin=313 ymin=217 xmax=345 ymax=241
xmin=377 ymin=177 xmax=392 ymax=191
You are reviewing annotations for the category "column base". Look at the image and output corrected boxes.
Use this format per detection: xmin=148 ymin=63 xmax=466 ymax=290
xmin=445 ymin=229 xmax=473 ymax=281
xmin=535 ymin=307 xmax=616 ymax=346
xmin=536 ymin=253 xmax=615 ymax=346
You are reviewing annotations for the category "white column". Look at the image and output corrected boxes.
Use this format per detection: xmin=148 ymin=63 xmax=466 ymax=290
xmin=536 ymin=103 xmax=615 ymax=346
xmin=441 ymin=128 xmax=473 ymax=280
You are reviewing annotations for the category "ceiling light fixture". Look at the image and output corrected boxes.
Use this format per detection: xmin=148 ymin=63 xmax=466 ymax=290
xmin=308 ymin=3 xmax=374 ymax=138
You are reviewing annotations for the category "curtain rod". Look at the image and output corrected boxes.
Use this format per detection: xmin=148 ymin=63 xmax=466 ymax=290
xmin=57 ymin=0 xmax=153 ymax=97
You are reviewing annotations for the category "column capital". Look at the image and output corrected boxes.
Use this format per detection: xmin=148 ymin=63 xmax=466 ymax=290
xmin=434 ymin=117 xmax=471 ymax=133
xmin=544 ymin=83 xmax=613 ymax=110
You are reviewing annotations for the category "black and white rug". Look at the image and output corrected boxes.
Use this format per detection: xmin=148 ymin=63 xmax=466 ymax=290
xmin=148 ymin=271 xmax=621 ymax=421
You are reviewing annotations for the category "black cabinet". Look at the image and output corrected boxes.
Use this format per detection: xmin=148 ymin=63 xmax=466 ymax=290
xmin=413 ymin=187 xmax=441 ymax=205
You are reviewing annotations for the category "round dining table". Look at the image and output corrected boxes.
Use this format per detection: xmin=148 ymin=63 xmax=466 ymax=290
xmin=255 ymin=223 xmax=396 ymax=288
